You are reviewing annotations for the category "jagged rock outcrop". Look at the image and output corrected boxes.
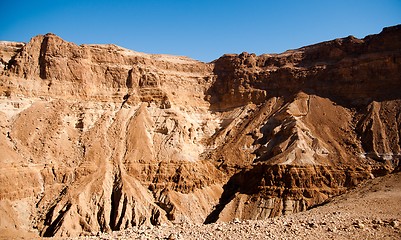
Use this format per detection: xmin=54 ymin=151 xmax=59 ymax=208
xmin=0 ymin=25 xmax=400 ymax=237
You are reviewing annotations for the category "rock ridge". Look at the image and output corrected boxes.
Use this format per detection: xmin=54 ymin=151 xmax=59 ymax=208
xmin=0 ymin=25 xmax=400 ymax=237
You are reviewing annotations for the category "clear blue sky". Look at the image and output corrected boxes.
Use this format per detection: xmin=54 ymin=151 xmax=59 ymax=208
xmin=1 ymin=0 xmax=400 ymax=62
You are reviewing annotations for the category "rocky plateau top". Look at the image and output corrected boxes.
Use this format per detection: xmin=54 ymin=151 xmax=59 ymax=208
xmin=0 ymin=25 xmax=400 ymax=239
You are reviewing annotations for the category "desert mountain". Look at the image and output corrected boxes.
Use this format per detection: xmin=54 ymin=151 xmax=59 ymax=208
xmin=0 ymin=25 xmax=400 ymax=237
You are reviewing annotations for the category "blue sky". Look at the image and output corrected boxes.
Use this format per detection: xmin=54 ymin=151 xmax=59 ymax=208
xmin=1 ymin=0 xmax=400 ymax=62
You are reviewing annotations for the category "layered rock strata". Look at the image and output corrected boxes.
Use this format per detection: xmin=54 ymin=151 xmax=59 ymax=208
xmin=0 ymin=25 xmax=400 ymax=237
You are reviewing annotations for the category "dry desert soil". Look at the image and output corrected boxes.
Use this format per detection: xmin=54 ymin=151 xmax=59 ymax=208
xmin=1 ymin=26 xmax=401 ymax=239
xmin=57 ymin=171 xmax=401 ymax=239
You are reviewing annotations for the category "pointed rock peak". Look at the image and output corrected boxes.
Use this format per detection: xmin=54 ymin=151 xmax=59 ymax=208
xmin=44 ymin=32 xmax=58 ymax=37
xmin=27 ymin=33 xmax=73 ymax=48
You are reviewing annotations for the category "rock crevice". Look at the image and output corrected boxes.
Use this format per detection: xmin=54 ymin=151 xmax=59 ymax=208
xmin=0 ymin=25 xmax=400 ymax=237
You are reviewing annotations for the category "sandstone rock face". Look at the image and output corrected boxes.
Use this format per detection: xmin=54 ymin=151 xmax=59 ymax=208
xmin=0 ymin=25 xmax=400 ymax=237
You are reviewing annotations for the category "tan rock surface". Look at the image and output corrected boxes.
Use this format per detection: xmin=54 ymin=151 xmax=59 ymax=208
xmin=67 ymin=171 xmax=401 ymax=240
xmin=0 ymin=25 xmax=400 ymax=238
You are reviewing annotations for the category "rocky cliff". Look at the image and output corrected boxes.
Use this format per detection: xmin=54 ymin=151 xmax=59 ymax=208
xmin=0 ymin=25 xmax=400 ymax=237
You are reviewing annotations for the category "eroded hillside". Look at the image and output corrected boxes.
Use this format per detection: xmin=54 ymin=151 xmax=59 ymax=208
xmin=0 ymin=25 xmax=400 ymax=237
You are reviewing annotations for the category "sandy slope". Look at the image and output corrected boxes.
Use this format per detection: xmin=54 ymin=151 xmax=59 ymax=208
xmin=0 ymin=26 xmax=400 ymax=238
xmin=60 ymin=171 xmax=401 ymax=240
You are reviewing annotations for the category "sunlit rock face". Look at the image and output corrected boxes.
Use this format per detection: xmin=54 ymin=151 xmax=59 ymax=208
xmin=0 ymin=25 xmax=400 ymax=237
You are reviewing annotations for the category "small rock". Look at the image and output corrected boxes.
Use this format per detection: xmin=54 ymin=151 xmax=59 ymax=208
xmin=356 ymin=223 xmax=365 ymax=229
xmin=372 ymin=219 xmax=383 ymax=225
xmin=390 ymin=220 xmax=399 ymax=228
xmin=308 ymin=222 xmax=316 ymax=228
xmin=233 ymin=218 xmax=241 ymax=224
xmin=327 ymin=226 xmax=337 ymax=232
xmin=167 ymin=233 xmax=176 ymax=240
xmin=353 ymin=220 xmax=365 ymax=229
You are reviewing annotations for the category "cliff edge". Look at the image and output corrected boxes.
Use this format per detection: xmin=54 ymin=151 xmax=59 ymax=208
xmin=0 ymin=25 xmax=400 ymax=237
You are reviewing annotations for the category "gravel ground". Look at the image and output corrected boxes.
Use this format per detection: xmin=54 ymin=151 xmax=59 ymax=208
xmin=66 ymin=172 xmax=401 ymax=240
